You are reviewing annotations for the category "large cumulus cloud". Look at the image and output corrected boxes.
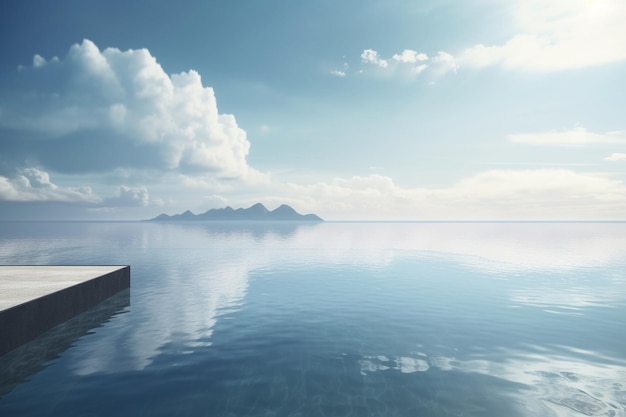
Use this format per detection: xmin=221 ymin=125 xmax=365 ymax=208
xmin=0 ymin=39 xmax=252 ymax=179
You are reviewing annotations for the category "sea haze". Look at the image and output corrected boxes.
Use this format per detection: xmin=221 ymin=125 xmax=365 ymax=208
xmin=1 ymin=221 xmax=625 ymax=417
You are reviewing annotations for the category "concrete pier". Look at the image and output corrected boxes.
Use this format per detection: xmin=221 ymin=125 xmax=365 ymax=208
xmin=0 ymin=266 xmax=130 ymax=356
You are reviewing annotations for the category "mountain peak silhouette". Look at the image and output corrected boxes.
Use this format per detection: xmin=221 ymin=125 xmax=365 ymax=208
xmin=148 ymin=203 xmax=322 ymax=222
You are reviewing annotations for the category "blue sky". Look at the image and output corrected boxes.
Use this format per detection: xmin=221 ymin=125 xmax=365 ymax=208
xmin=1 ymin=0 xmax=625 ymax=220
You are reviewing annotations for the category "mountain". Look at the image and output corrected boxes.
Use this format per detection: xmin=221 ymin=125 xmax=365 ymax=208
xmin=148 ymin=203 xmax=323 ymax=222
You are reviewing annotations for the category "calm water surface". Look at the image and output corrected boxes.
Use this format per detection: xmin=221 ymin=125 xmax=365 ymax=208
xmin=0 ymin=222 xmax=625 ymax=417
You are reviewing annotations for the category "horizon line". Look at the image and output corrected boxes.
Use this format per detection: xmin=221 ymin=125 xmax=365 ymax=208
xmin=2 ymin=219 xmax=626 ymax=224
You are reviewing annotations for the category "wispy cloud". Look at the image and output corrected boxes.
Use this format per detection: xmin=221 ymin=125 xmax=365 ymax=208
xmin=330 ymin=61 xmax=350 ymax=78
xmin=508 ymin=127 xmax=626 ymax=146
xmin=358 ymin=48 xmax=456 ymax=78
xmin=605 ymin=153 xmax=626 ymax=161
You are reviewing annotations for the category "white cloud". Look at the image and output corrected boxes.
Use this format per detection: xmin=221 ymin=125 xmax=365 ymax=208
xmin=605 ymin=153 xmax=626 ymax=161
xmin=20 ymin=167 xmax=55 ymax=189
xmin=329 ymin=61 xmax=349 ymax=77
xmin=361 ymin=49 xmax=388 ymax=68
xmin=281 ymin=170 xmax=626 ymax=220
xmin=459 ymin=0 xmax=626 ymax=72
xmin=414 ymin=64 xmax=428 ymax=74
xmin=509 ymin=127 xmax=626 ymax=146
xmin=0 ymin=167 xmax=156 ymax=209
xmin=392 ymin=49 xmax=428 ymax=64
xmin=359 ymin=48 xmax=456 ymax=78
xmin=330 ymin=69 xmax=346 ymax=77
xmin=359 ymin=1 xmax=626 ymax=79
xmin=0 ymin=168 xmax=99 ymax=203
xmin=32 ymin=54 xmax=46 ymax=68
xmin=103 ymin=186 xmax=150 ymax=207
xmin=0 ymin=39 xmax=255 ymax=180
xmin=430 ymin=51 xmax=457 ymax=75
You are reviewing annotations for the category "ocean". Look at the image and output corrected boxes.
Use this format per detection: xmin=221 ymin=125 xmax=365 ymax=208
xmin=1 ymin=221 xmax=625 ymax=417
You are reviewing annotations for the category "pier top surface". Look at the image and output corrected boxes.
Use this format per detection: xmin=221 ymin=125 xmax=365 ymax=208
xmin=0 ymin=266 xmax=127 ymax=311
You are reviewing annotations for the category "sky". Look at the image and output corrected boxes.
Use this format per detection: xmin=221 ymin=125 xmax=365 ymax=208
xmin=0 ymin=0 xmax=625 ymax=220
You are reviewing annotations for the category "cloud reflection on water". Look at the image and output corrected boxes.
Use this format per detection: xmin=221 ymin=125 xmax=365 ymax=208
xmin=431 ymin=345 xmax=626 ymax=417
xmin=1 ymin=221 xmax=625 ymax=400
xmin=69 ymin=259 xmax=250 ymax=375
xmin=356 ymin=343 xmax=626 ymax=417
xmin=297 ymin=222 xmax=626 ymax=271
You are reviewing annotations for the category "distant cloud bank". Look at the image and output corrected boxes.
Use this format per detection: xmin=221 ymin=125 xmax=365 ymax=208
xmin=605 ymin=153 xmax=626 ymax=162
xmin=508 ymin=127 xmax=626 ymax=146
xmin=281 ymin=170 xmax=626 ymax=220
xmin=0 ymin=167 xmax=98 ymax=203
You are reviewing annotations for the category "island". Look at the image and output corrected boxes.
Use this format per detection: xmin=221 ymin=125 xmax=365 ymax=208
xmin=148 ymin=203 xmax=323 ymax=222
